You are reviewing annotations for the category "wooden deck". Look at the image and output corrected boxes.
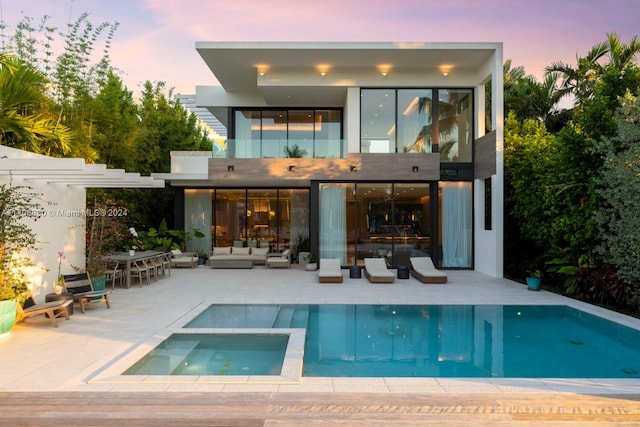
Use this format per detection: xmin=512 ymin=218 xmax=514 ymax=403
xmin=1 ymin=392 xmax=639 ymax=426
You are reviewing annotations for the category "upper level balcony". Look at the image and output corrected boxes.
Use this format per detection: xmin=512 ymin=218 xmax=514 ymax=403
xmin=212 ymin=138 xmax=347 ymax=159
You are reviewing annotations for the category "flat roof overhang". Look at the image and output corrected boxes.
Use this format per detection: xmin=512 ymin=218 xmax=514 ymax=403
xmin=195 ymin=41 xmax=501 ymax=106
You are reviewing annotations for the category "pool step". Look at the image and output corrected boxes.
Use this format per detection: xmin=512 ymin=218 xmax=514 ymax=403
xmin=273 ymin=307 xmax=295 ymax=328
xmin=291 ymin=306 xmax=309 ymax=328
xmin=125 ymin=340 xmax=199 ymax=375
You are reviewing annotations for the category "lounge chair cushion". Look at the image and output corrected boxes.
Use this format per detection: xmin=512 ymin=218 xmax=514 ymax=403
xmin=364 ymin=258 xmax=395 ymax=283
xmin=410 ymin=257 xmax=447 ymax=283
xmin=212 ymin=247 xmax=231 ymax=255
xmin=251 ymin=247 xmax=269 ymax=256
xmin=319 ymin=258 xmax=343 ymax=283
xmin=232 ymin=247 xmax=250 ymax=256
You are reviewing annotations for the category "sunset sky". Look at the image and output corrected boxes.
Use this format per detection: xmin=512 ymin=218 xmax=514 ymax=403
xmin=2 ymin=0 xmax=638 ymax=96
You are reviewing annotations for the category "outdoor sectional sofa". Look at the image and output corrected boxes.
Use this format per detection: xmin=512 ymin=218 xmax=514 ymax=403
xmin=207 ymin=246 xmax=269 ymax=269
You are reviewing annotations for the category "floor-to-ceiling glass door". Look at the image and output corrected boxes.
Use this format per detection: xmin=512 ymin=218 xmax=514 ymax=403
xmin=209 ymin=188 xmax=309 ymax=253
xmin=318 ymin=182 xmax=434 ymax=268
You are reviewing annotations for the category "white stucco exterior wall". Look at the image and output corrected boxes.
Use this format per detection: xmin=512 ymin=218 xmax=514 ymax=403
xmin=1 ymin=145 xmax=164 ymax=303
xmin=472 ymin=47 xmax=504 ymax=278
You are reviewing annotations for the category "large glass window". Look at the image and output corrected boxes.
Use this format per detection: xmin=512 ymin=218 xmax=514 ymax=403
xmin=393 ymin=184 xmax=431 ymax=265
xmin=213 ymin=189 xmax=247 ymax=248
xmin=247 ymin=189 xmax=277 ymax=249
xmin=319 ymin=182 xmax=434 ymax=268
xmin=438 ymin=89 xmax=473 ymax=162
xmin=358 ymin=183 xmax=393 ymax=264
xmin=397 ymin=89 xmax=433 ymax=153
xmin=208 ymin=189 xmax=308 ymax=253
xmin=360 ymin=90 xmax=396 ymax=153
xmin=184 ymin=189 xmax=213 ymax=254
xmin=262 ymin=110 xmax=287 ymax=158
xmin=287 ymin=110 xmax=313 ymax=158
xmin=234 ymin=110 xmax=260 ymax=158
xmin=287 ymin=189 xmax=310 ymax=254
xmin=232 ymin=109 xmax=342 ymax=158
xmin=315 ymin=110 xmax=342 ymax=158
xmin=360 ymin=88 xmax=473 ymax=162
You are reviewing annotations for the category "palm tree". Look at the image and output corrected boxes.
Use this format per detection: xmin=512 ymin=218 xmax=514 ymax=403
xmin=546 ymin=41 xmax=608 ymax=106
xmin=505 ymin=72 xmax=568 ymax=130
xmin=0 ymin=55 xmax=72 ymax=155
xmin=546 ymin=34 xmax=640 ymax=108
xmin=605 ymin=33 xmax=640 ymax=72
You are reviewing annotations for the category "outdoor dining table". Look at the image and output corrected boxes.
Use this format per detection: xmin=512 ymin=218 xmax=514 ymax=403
xmin=103 ymin=250 xmax=165 ymax=288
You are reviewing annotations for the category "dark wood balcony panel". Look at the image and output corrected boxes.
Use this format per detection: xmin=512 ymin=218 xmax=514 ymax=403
xmin=209 ymin=153 xmax=439 ymax=185
xmin=474 ymin=130 xmax=497 ymax=179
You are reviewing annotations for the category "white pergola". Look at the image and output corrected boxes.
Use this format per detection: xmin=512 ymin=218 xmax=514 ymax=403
xmin=0 ymin=145 xmax=165 ymax=301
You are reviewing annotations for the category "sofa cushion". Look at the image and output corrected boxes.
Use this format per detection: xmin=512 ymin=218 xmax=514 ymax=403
xmin=251 ymin=247 xmax=269 ymax=256
xmin=171 ymin=249 xmax=182 ymax=256
xmin=212 ymin=246 xmax=232 ymax=255
xmin=232 ymin=247 xmax=251 ymax=256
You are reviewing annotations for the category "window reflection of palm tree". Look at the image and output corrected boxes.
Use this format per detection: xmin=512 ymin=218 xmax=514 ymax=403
xmin=284 ymin=144 xmax=307 ymax=158
xmin=406 ymin=93 xmax=469 ymax=161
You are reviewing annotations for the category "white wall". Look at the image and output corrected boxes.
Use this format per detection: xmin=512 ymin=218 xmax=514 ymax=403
xmin=345 ymin=87 xmax=361 ymax=155
xmin=0 ymin=168 xmax=86 ymax=303
xmin=473 ymin=47 xmax=504 ymax=278
xmin=1 ymin=145 xmax=164 ymax=302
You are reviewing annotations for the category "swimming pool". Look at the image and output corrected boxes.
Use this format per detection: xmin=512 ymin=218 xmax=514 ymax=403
xmin=126 ymin=304 xmax=640 ymax=379
xmin=123 ymin=333 xmax=290 ymax=376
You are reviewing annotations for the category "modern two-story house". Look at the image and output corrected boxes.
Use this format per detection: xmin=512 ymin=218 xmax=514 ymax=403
xmin=159 ymin=42 xmax=504 ymax=278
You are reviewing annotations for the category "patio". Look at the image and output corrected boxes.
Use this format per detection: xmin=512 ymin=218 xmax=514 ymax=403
xmin=1 ymin=266 xmax=640 ymax=424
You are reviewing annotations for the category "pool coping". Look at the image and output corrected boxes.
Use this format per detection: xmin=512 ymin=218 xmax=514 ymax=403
xmin=88 ymin=298 xmax=640 ymax=392
xmin=5 ymin=268 xmax=640 ymax=395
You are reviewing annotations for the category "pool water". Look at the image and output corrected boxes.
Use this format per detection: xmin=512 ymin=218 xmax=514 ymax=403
xmin=131 ymin=304 xmax=640 ymax=378
xmin=123 ymin=333 xmax=289 ymax=376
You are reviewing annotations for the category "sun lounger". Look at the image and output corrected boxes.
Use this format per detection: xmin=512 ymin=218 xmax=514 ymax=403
xmin=363 ymin=258 xmax=395 ymax=283
xmin=318 ymin=258 xmax=343 ymax=283
xmin=19 ymin=297 xmax=72 ymax=327
xmin=410 ymin=257 xmax=447 ymax=284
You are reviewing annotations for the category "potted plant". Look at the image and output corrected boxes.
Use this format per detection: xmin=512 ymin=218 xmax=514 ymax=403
xmin=196 ymin=249 xmax=208 ymax=266
xmin=0 ymin=183 xmax=41 ymax=337
xmin=526 ymin=269 xmax=543 ymax=291
xmin=304 ymin=252 xmax=317 ymax=271
xmin=292 ymin=233 xmax=310 ymax=265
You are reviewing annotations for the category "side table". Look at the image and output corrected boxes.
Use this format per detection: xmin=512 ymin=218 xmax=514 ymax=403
xmin=397 ymin=266 xmax=410 ymax=279
xmin=349 ymin=265 xmax=362 ymax=279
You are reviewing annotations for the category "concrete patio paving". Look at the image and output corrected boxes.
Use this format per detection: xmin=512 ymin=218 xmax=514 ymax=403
xmin=2 ymin=266 xmax=640 ymax=425
xmin=2 ymin=265 xmax=640 ymax=395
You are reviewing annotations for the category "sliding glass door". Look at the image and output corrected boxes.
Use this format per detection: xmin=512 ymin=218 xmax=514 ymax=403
xmin=318 ymin=182 xmax=436 ymax=268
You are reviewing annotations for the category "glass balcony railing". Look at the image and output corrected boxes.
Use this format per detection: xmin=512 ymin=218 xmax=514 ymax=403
xmin=212 ymin=139 xmax=346 ymax=159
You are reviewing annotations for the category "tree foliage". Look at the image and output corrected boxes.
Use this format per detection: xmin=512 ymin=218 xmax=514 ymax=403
xmin=0 ymin=184 xmax=45 ymax=301
xmin=0 ymin=54 xmax=72 ymax=155
xmin=505 ymin=33 xmax=640 ymax=310
xmin=2 ymin=12 xmax=212 ymax=231
xmin=594 ymin=91 xmax=640 ymax=286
